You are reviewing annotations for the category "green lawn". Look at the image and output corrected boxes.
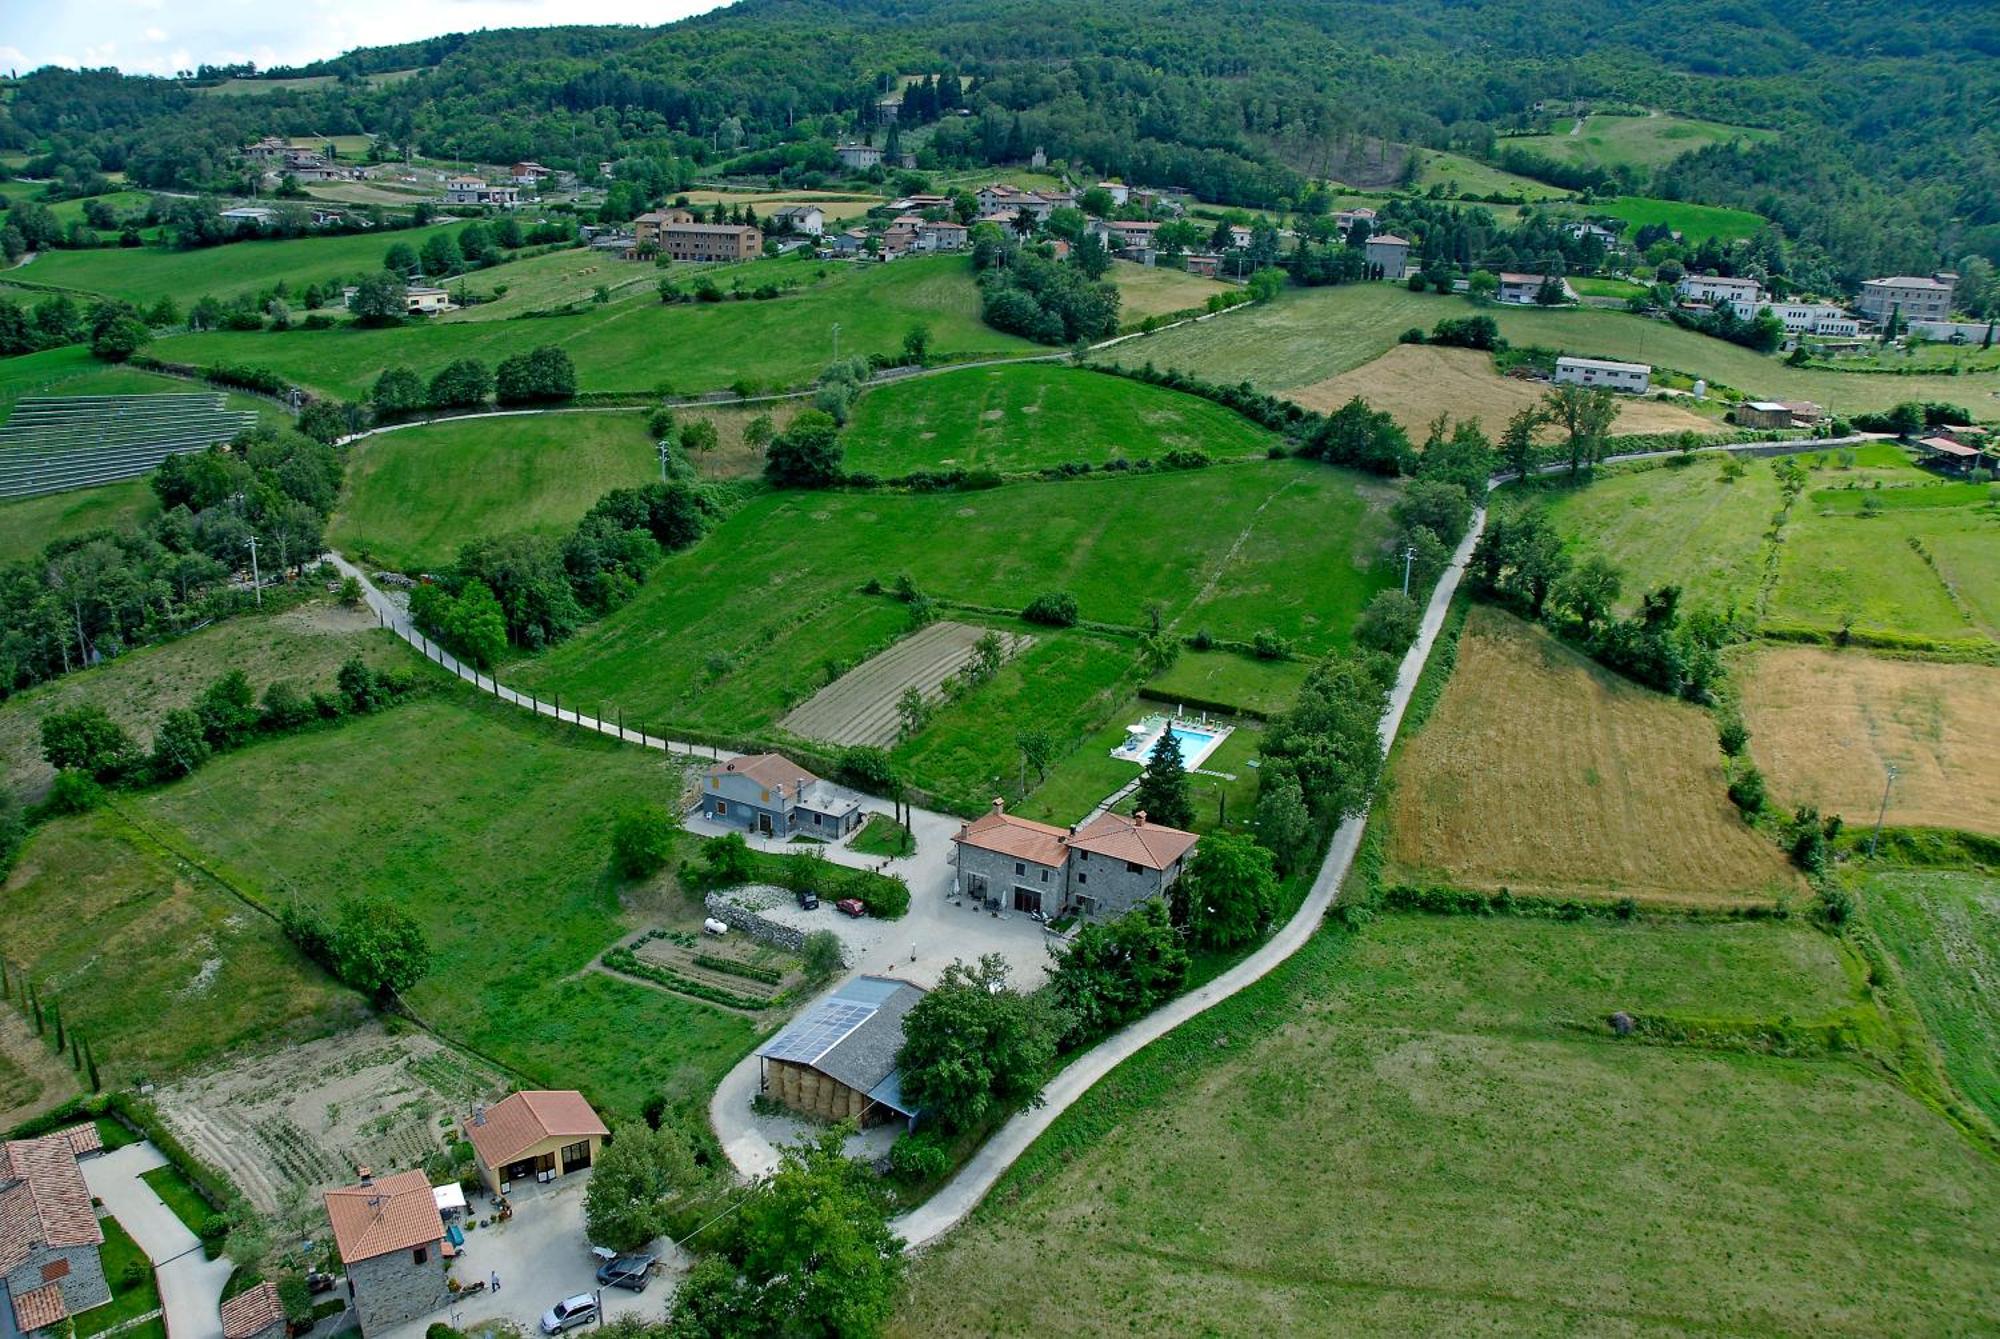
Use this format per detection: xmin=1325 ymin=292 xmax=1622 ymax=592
xmin=1145 ymin=647 xmax=1310 ymax=717
xmin=0 ymin=809 xmax=369 ymax=1089
xmin=1136 ymin=285 xmax=2000 ymax=413
xmin=1107 ymin=259 xmax=1232 ymax=322
xmin=79 ymin=1216 xmax=160 ymax=1337
xmin=331 ymin=411 xmax=657 ymax=570
xmin=1580 ymin=195 xmax=1769 ymax=246
xmin=140 ymin=1163 xmax=215 ymax=1237
xmin=0 ymin=478 xmax=160 ymax=563
xmin=136 ymin=692 xmax=760 ymax=1117
xmin=150 ymin=256 xmax=1035 ymax=400
xmin=894 ymin=912 xmax=2000 ymax=1336
xmin=841 ymin=364 xmax=1277 ymax=476
xmin=849 ymin=813 xmax=914 ymax=858
xmin=510 ymin=461 xmax=1396 ymax=805
xmin=1769 ymin=509 xmax=1984 ymax=643
xmin=1413 ymin=148 xmax=1571 ymax=201
xmin=1866 ymin=870 xmax=2000 ymax=1130
xmin=1504 ymin=113 xmax=1776 ymax=172
xmin=18 ymin=223 xmax=483 ymax=306
xmin=1566 ymin=275 xmax=1648 ymax=300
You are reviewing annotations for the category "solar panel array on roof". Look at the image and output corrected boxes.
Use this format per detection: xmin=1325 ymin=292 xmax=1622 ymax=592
xmin=759 ymin=999 xmax=875 ymax=1064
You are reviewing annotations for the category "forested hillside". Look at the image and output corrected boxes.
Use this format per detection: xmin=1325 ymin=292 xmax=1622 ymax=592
xmin=3 ymin=0 xmax=1995 ymax=282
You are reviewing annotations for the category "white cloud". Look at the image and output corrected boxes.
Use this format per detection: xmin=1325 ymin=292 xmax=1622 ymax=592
xmin=144 ymin=27 xmax=168 ymax=42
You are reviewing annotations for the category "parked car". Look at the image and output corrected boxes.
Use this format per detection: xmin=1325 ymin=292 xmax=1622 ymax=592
xmin=836 ymin=898 xmax=866 ymax=917
xmin=541 ymin=1296 xmax=599 ymax=1334
xmin=797 ymin=889 xmax=819 ymax=910
xmin=596 ymin=1254 xmax=656 ymax=1291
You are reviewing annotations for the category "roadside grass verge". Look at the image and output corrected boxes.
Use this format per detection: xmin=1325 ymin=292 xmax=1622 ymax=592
xmin=140 ymin=1162 xmax=216 ymax=1238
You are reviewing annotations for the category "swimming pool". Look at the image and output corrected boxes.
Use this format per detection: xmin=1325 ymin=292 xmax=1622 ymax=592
xmin=1168 ymin=726 xmax=1222 ymax=770
xmin=1112 ymin=715 xmax=1230 ymax=771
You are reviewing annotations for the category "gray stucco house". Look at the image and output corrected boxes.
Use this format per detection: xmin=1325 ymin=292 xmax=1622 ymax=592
xmin=0 ymin=1130 xmax=110 ymax=1339
xmin=698 ymin=753 xmax=864 ymax=839
xmin=952 ymin=800 xmax=1198 ymax=919
xmin=325 ymin=1169 xmax=446 ymax=1336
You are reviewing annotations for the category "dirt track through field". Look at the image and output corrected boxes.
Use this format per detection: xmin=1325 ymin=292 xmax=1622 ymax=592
xmin=779 ymin=621 xmax=1030 ymax=747
xmin=1737 ymin=646 xmax=2000 ymax=835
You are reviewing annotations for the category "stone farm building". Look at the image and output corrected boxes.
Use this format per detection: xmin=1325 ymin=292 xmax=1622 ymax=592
xmin=461 ymin=1090 xmax=608 ymax=1195
xmin=1856 ymin=273 xmax=1957 ymax=324
xmin=1364 ymin=234 xmax=1412 ymax=279
xmin=0 ymin=1129 xmax=108 ymax=1339
xmin=220 ymin=1282 xmax=288 ymax=1339
xmin=952 ymin=801 xmax=1199 ymax=919
xmin=755 ymin=977 xmax=926 ymax=1127
xmin=325 ymin=1169 xmax=447 ymax=1337
xmin=698 ymin=753 xmax=864 ymax=838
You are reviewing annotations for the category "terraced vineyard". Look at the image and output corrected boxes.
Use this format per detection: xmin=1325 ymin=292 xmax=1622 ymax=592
xmin=779 ymin=621 xmax=1032 ymax=747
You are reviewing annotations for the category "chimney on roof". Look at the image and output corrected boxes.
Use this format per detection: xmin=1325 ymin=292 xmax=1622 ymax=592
xmin=357 ymin=1166 xmax=373 ymax=1185
xmin=472 ymin=1103 xmax=485 ymax=1127
xmin=1134 ymin=810 xmax=1147 ymax=827
xmin=992 ymin=797 xmax=1005 ymax=814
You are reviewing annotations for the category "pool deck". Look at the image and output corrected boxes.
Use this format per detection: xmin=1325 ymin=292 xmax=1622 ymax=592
xmin=1110 ymin=712 xmax=1233 ymax=771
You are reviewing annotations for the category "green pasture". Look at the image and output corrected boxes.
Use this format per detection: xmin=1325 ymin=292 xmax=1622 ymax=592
xmin=18 ymin=223 xmax=482 ymax=307
xmin=1566 ymin=275 xmax=1648 ymax=300
xmin=1124 ymin=283 xmax=1455 ymax=391
xmin=1413 ymin=148 xmax=1569 ymax=201
xmin=331 ymin=410 xmax=656 ymax=571
xmin=0 ymin=479 xmax=160 ymax=563
xmin=150 ymin=256 xmax=1034 ymax=399
xmin=841 ymin=364 xmax=1276 ymax=476
xmin=137 ymin=693 xmax=760 ymax=1118
xmin=1579 ymin=195 xmax=1769 ymax=245
xmin=1145 ymin=647 xmax=1310 ymax=717
xmin=1866 ymin=869 xmax=2000 ymax=1130
xmin=895 ymin=910 xmax=1998 ymax=1335
xmin=1504 ymin=113 xmax=1776 ymax=172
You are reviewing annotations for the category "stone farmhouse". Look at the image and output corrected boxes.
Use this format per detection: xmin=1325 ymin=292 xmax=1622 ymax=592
xmin=0 ymin=1129 xmax=109 ymax=1339
xmin=952 ymin=801 xmax=1199 ymax=919
xmin=461 ymin=1090 xmax=608 ymax=1195
xmin=697 ymin=753 xmax=865 ymax=839
xmin=835 ymin=143 xmax=883 ymax=170
xmin=755 ymin=977 xmax=926 ymax=1127
xmin=219 ymin=1282 xmax=288 ymax=1339
xmin=324 ymin=1169 xmax=447 ymax=1337
xmin=1856 ymin=273 xmax=1956 ymax=324
xmin=1364 ymin=234 xmax=1412 ymax=279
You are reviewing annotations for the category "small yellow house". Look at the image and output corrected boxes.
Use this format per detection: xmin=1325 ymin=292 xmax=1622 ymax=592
xmin=462 ymin=1091 xmax=609 ymax=1194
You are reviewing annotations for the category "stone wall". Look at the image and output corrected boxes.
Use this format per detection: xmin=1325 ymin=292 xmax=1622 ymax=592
xmin=704 ymin=891 xmax=820 ymax=956
xmin=6 ymin=1243 xmax=110 ymax=1322
xmin=347 ymin=1243 xmax=448 ymax=1336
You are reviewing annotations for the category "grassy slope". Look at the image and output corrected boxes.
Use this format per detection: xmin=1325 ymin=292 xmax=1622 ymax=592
xmin=16 ymin=224 xmax=478 ymax=306
xmin=894 ymin=912 xmax=1998 ymax=1336
xmin=1866 ymin=870 xmax=2000 ymax=1129
xmin=0 ymin=605 xmax=407 ymax=805
xmin=1504 ymin=113 xmax=1775 ymax=171
xmin=136 ymin=692 xmax=760 ymax=1117
xmin=0 ymin=345 xmax=284 ymax=426
xmin=1108 ymin=260 xmax=1232 ymax=320
xmin=1585 ymin=195 xmax=1769 ymax=245
xmin=0 ymin=807 xmax=368 ymax=1088
xmin=1130 ymin=285 xmax=2000 ymax=414
xmin=149 ymin=256 xmax=1034 ymax=399
xmin=0 ymin=479 xmax=159 ymax=563
xmin=841 ymin=364 xmax=1277 ymax=476
xmin=331 ymin=410 xmax=656 ymax=570
xmin=1413 ymin=148 xmax=1570 ymax=200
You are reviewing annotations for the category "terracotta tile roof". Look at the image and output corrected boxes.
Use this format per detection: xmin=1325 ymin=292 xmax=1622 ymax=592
xmin=52 ymin=1124 xmax=101 ymax=1158
xmin=954 ymin=802 xmax=1071 ymax=868
xmin=323 ymin=1169 xmax=442 ymax=1264
xmin=11 ymin=1282 xmax=68 ymax=1332
xmin=1369 ymin=233 xmax=1410 ymax=245
xmin=0 ymin=1137 xmax=105 ymax=1273
xmin=708 ymin=753 xmax=818 ymax=793
xmin=463 ymin=1092 xmax=608 ymax=1171
xmin=1069 ymin=811 xmax=1199 ymax=871
xmin=220 ymin=1282 xmax=287 ymax=1339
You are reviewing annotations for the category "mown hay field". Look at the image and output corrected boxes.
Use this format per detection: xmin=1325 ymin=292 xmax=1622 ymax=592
xmin=1864 ymin=870 xmax=2000 ymax=1131
xmin=1736 ymin=646 xmax=2000 ymax=835
xmin=1108 ymin=259 xmax=1232 ymax=320
xmin=841 ymin=363 xmax=1278 ymax=476
xmin=1383 ymin=606 xmax=1802 ymax=906
xmin=1287 ymin=343 xmax=1716 ymax=437
xmin=893 ymin=912 xmax=1999 ymax=1336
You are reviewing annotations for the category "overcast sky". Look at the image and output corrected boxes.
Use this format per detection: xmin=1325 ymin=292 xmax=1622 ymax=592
xmin=4 ymin=0 xmax=730 ymax=78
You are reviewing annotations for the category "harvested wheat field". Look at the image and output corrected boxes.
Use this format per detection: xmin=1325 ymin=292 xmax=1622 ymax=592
xmin=1736 ymin=646 xmax=2000 ymax=835
xmin=1384 ymin=606 xmax=1802 ymax=906
xmin=1286 ymin=344 xmax=1716 ymax=438
xmin=779 ymin=620 xmax=1031 ymax=747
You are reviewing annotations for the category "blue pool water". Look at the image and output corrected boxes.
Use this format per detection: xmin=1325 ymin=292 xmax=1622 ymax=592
xmin=1169 ymin=726 xmax=1219 ymax=768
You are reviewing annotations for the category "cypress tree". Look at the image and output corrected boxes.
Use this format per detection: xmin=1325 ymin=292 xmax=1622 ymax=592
xmin=83 ymin=1036 xmax=101 ymax=1093
xmin=1132 ymin=727 xmax=1196 ymax=831
xmin=28 ymin=983 xmax=42 ymax=1034
xmin=69 ymin=1030 xmax=82 ymax=1070
xmin=50 ymin=999 xmax=63 ymax=1053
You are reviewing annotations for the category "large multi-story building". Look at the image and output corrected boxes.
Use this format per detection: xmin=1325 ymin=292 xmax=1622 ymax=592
xmin=1676 ymin=274 xmax=1763 ymax=307
xmin=1855 ymin=273 xmax=1957 ymax=324
xmin=656 ymin=223 xmax=762 ymax=263
xmin=1554 ymin=356 xmax=1652 ymax=393
xmin=952 ymin=800 xmax=1199 ymax=920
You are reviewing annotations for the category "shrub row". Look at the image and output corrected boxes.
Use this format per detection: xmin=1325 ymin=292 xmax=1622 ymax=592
xmin=1381 ymin=882 xmax=1784 ymax=922
xmin=1088 ymin=359 xmax=1317 ymax=436
xmin=691 ymin=953 xmax=783 ymax=985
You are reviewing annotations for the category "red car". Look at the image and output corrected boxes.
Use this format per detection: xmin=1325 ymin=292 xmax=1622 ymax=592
xmin=835 ymin=898 xmax=866 ymax=918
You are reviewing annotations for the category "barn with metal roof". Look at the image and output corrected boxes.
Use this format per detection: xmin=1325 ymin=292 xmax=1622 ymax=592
xmin=756 ymin=977 xmax=926 ymax=1128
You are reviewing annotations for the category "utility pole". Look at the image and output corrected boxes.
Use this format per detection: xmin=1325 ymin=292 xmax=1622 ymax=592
xmin=1401 ymin=545 xmax=1416 ymax=597
xmin=658 ymin=439 xmax=672 ymax=481
xmin=1867 ymin=763 xmax=1899 ymax=859
xmin=246 ymin=535 xmax=262 ymax=607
